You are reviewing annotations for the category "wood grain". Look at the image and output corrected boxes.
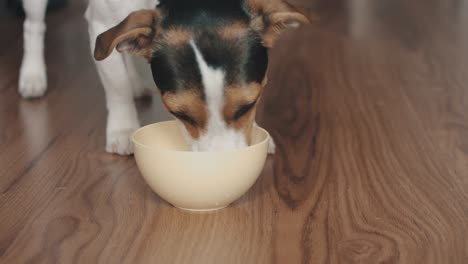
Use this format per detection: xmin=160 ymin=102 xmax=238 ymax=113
xmin=1 ymin=0 xmax=468 ymax=263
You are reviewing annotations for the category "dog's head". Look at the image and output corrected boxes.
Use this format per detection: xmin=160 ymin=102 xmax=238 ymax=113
xmin=94 ymin=0 xmax=313 ymax=151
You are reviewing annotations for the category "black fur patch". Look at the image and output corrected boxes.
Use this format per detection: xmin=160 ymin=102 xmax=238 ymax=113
xmin=157 ymin=0 xmax=247 ymax=26
xmin=151 ymin=43 xmax=202 ymax=94
xmin=150 ymin=0 xmax=268 ymax=95
xmin=196 ymin=30 xmax=268 ymax=85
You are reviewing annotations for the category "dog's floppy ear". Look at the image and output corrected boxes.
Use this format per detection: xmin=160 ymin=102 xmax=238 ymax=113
xmin=248 ymin=0 xmax=317 ymax=48
xmin=94 ymin=9 xmax=161 ymax=61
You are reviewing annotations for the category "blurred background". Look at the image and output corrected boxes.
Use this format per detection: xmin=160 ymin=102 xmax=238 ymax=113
xmin=5 ymin=0 xmax=68 ymax=15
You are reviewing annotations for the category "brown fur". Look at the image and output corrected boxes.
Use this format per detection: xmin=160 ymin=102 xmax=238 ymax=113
xmin=223 ymin=82 xmax=263 ymax=144
xmin=246 ymin=0 xmax=292 ymax=15
xmin=93 ymin=2 xmax=313 ymax=143
xmin=219 ymin=22 xmax=249 ymax=39
xmin=94 ymin=1 xmax=315 ymax=59
xmin=162 ymin=28 xmax=193 ymax=46
xmin=245 ymin=0 xmax=312 ymax=47
xmin=161 ymin=90 xmax=208 ymax=139
xmin=94 ymin=9 xmax=162 ymax=61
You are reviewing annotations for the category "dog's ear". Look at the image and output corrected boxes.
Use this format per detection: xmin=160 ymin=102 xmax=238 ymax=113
xmin=248 ymin=0 xmax=317 ymax=48
xmin=94 ymin=9 xmax=161 ymax=61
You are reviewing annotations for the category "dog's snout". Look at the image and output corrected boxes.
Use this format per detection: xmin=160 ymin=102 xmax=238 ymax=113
xmin=191 ymin=131 xmax=248 ymax=152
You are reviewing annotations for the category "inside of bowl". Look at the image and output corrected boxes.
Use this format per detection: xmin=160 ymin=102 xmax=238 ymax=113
xmin=133 ymin=120 xmax=268 ymax=151
xmin=251 ymin=125 xmax=268 ymax=145
xmin=134 ymin=121 xmax=190 ymax=151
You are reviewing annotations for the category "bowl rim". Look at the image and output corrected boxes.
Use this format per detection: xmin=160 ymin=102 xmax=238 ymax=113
xmin=131 ymin=120 xmax=270 ymax=154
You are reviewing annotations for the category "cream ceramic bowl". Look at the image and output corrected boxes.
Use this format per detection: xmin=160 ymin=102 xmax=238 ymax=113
xmin=132 ymin=120 xmax=269 ymax=211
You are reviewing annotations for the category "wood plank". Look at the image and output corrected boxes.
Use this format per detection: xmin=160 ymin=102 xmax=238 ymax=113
xmin=0 ymin=0 xmax=467 ymax=263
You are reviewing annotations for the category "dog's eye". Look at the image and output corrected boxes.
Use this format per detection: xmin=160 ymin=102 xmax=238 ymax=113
xmin=233 ymin=101 xmax=257 ymax=120
xmin=170 ymin=111 xmax=198 ymax=126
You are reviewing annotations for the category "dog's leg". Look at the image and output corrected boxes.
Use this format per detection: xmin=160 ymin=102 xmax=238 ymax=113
xmin=19 ymin=0 xmax=48 ymax=98
xmin=89 ymin=21 xmax=140 ymax=155
xmin=268 ymin=136 xmax=276 ymax=154
xmin=123 ymin=54 xmax=154 ymax=99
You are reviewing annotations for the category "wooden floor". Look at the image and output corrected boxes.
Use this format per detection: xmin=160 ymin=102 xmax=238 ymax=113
xmin=1 ymin=0 xmax=468 ymax=263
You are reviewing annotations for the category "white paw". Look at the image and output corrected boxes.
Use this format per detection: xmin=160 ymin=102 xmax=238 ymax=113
xmin=19 ymin=61 xmax=47 ymax=98
xmin=133 ymin=85 xmax=153 ymax=99
xmin=268 ymin=136 xmax=276 ymax=154
xmin=106 ymin=129 xmax=137 ymax=155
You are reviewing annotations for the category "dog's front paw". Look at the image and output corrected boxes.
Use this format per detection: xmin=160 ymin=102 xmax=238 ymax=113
xmin=268 ymin=136 xmax=276 ymax=154
xmin=19 ymin=61 xmax=47 ymax=98
xmin=106 ymin=129 xmax=136 ymax=155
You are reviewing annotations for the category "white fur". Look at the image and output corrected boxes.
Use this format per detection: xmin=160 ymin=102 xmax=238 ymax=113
xmin=85 ymin=0 xmax=159 ymax=155
xmin=20 ymin=0 xmax=48 ymax=98
xmin=19 ymin=0 xmax=157 ymax=154
xmin=20 ymin=0 xmax=274 ymax=155
xmin=267 ymin=134 xmax=276 ymax=154
xmin=124 ymin=54 xmax=154 ymax=98
xmin=188 ymin=41 xmax=248 ymax=151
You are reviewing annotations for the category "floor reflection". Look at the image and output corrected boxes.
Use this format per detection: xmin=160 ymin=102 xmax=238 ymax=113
xmin=348 ymin=0 xmax=375 ymax=38
xmin=18 ymin=99 xmax=51 ymax=155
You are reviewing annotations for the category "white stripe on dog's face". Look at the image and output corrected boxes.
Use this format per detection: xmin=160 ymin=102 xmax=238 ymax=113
xmin=181 ymin=40 xmax=247 ymax=151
